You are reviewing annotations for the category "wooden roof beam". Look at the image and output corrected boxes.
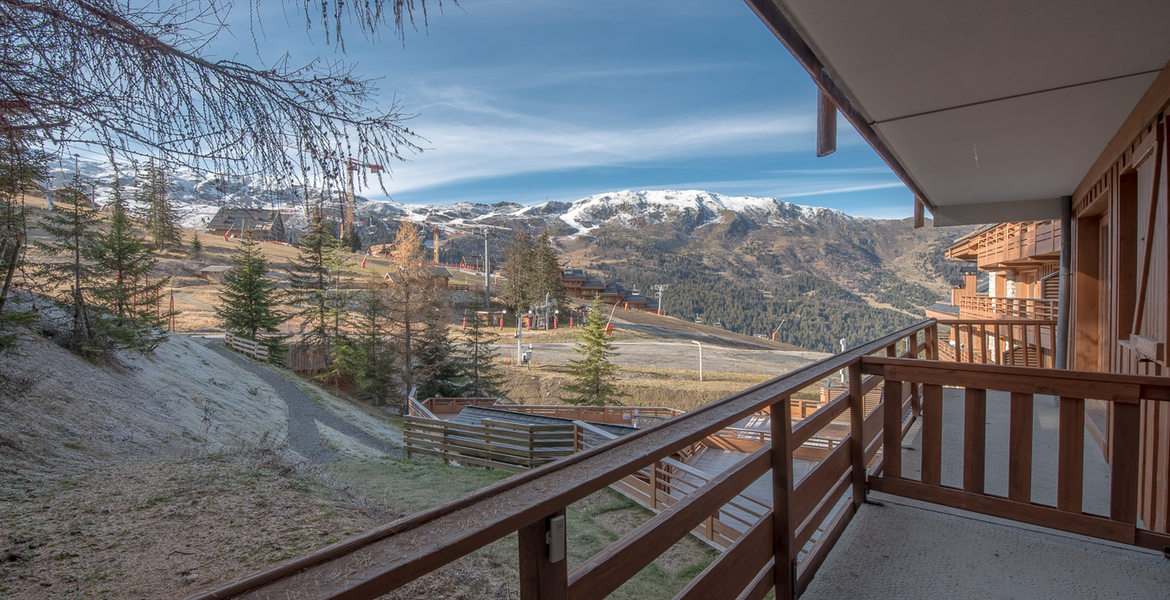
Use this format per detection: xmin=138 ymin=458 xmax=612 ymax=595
xmin=743 ymin=0 xmax=936 ymax=216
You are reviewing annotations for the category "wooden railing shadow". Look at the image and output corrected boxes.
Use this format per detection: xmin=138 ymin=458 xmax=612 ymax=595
xmin=182 ymin=320 xmax=1170 ymax=600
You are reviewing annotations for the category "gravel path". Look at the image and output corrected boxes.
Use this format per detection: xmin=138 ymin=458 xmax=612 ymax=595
xmin=205 ymin=340 xmax=399 ymax=464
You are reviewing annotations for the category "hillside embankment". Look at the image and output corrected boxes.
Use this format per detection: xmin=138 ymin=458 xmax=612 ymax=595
xmin=0 ymin=332 xmax=719 ymax=599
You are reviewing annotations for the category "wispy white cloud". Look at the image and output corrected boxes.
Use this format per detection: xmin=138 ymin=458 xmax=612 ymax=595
xmin=368 ymin=110 xmax=816 ymax=196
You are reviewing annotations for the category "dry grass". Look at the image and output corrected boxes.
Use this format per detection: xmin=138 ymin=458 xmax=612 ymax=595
xmin=499 ymin=363 xmax=774 ymax=411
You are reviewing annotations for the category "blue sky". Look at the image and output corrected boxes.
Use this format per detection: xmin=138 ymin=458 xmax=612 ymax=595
xmin=239 ymin=0 xmax=914 ymax=218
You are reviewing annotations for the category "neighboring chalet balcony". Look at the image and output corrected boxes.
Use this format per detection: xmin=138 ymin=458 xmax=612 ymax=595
xmin=956 ymin=295 xmax=1057 ymax=320
xmin=946 ymin=220 xmax=1062 ymax=271
xmin=186 ymin=320 xmax=1170 ymax=600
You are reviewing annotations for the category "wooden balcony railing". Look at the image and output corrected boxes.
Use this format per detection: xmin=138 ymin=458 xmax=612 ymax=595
xmin=937 ymin=319 xmax=1056 ymax=368
xmin=958 ymin=295 xmax=1057 ymax=320
xmin=184 ymin=319 xmax=1170 ymax=600
xmin=947 ymin=220 xmax=1062 ymax=267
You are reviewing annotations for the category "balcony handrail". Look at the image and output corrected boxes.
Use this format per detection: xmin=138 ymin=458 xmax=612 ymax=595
xmin=181 ymin=320 xmax=936 ymax=600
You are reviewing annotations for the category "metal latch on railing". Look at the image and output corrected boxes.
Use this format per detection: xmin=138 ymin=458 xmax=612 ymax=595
xmin=546 ymin=515 xmax=566 ymax=563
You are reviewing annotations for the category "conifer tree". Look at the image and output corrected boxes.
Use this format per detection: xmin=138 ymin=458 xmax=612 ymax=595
xmin=32 ymin=174 xmax=103 ymax=351
xmin=413 ymin=302 xmax=467 ymax=400
xmin=532 ymin=231 xmax=566 ymax=309
xmin=0 ymin=130 xmax=49 ymax=326
xmin=136 ymin=160 xmax=183 ymax=250
xmin=562 ymin=295 xmax=625 ymax=406
xmin=335 ymin=278 xmax=399 ymax=407
xmin=501 ymin=230 xmax=535 ymax=312
xmin=189 ymin=231 xmax=203 ymax=255
xmin=459 ymin=299 xmax=504 ymax=398
xmin=385 ymin=223 xmax=442 ymax=391
xmin=288 ymin=206 xmax=350 ymax=382
xmin=87 ymin=177 xmax=171 ymax=351
xmin=216 ymin=231 xmax=284 ymax=348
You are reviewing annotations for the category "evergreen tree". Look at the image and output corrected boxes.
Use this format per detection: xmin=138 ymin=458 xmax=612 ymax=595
xmin=32 ymin=174 xmax=103 ymax=352
xmin=342 ymin=222 xmax=362 ymax=253
xmin=287 ymin=205 xmax=346 ymax=381
xmin=136 ymin=160 xmax=183 ymax=250
xmin=501 ymin=230 xmax=535 ymax=312
xmin=414 ymin=302 xmax=468 ymax=400
xmin=189 ymin=231 xmax=203 ymax=255
xmin=335 ymin=279 xmax=399 ymax=408
xmin=0 ymin=129 xmax=49 ymax=328
xmin=531 ymin=231 xmax=566 ymax=309
xmin=459 ymin=299 xmax=504 ymax=398
xmin=562 ymin=295 xmax=625 ymax=406
xmin=87 ymin=177 xmax=171 ymax=351
xmin=216 ymin=231 xmax=285 ymax=347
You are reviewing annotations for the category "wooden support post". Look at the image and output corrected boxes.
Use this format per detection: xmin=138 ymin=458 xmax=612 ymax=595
xmin=1008 ymin=392 xmax=1034 ymax=503
xmin=963 ymin=388 xmax=987 ymax=494
xmin=926 ymin=323 xmax=938 ymax=360
xmin=816 ymin=89 xmax=837 ymax=157
xmin=770 ymin=397 xmax=795 ymax=600
xmin=650 ymin=461 xmax=659 ymax=510
xmin=922 ymin=384 xmax=943 ymax=486
xmin=1057 ymin=397 xmax=1085 ymax=513
xmin=519 ymin=510 xmax=568 ymax=600
xmin=848 ymin=362 xmax=867 ymax=507
xmin=1109 ymin=402 xmax=1140 ymax=524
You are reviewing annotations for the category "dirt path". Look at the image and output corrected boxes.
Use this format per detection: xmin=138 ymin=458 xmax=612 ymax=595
xmin=204 ymin=340 xmax=400 ymax=463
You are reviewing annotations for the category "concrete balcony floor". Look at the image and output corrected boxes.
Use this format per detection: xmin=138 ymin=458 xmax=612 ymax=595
xmin=802 ymin=390 xmax=1170 ymax=599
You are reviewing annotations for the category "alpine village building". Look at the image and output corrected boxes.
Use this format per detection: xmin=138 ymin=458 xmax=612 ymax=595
xmin=187 ymin=3 xmax=1170 ymax=600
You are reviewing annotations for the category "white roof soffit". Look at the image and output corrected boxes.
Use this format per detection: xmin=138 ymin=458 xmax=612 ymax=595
xmin=745 ymin=0 xmax=1170 ymax=225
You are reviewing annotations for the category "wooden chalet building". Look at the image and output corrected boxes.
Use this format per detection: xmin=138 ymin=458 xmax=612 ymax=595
xmin=205 ymin=208 xmax=287 ymax=243
xmin=187 ymin=4 xmax=1170 ymax=600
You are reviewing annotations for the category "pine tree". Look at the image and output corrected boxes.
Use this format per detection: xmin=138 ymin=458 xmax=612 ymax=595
xmin=288 ymin=206 xmax=348 ymax=380
xmin=459 ymin=299 xmax=504 ymax=398
xmin=190 ymin=231 xmax=203 ymax=255
xmin=501 ymin=230 xmax=535 ymax=312
xmin=414 ymin=302 xmax=467 ymax=400
xmin=136 ymin=160 xmax=183 ymax=250
xmin=32 ymin=173 xmax=103 ymax=352
xmin=216 ymin=231 xmax=284 ymax=347
xmin=562 ymin=295 xmax=625 ymax=406
xmin=87 ymin=177 xmax=171 ymax=351
xmin=0 ymin=129 xmax=49 ymax=327
xmin=335 ymin=279 xmax=399 ymax=407
xmin=531 ymin=231 xmax=566 ymax=309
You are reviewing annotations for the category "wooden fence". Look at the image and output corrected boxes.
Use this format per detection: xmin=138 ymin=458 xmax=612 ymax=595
xmin=184 ymin=319 xmax=1170 ymax=600
xmin=224 ymin=332 xmax=269 ymax=362
xmin=403 ymin=416 xmax=575 ymax=472
xmin=937 ymin=318 xmax=1056 ymax=368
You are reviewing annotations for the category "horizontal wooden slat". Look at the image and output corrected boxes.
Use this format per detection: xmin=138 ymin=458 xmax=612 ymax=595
xmin=869 ymin=477 xmax=1133 ymax=544
xmin=672 ymin=513 xmax=774 ymax=600
xmin=401 ymin=447 xmax=527 ymax=473
xmin=794 ymin=471 xmax=850 ymax=551
xmin=795 ymin=498 xmax=857 ymax=596
xmin=863 ymin=358 xmax=1145 ymax=403
xmin=793 ymin=441 xmax=851 ymax=525
xmin=734 ymin=558 xmax=775 ymax=600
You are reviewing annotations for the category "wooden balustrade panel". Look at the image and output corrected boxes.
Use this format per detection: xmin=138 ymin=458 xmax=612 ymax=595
xmin=673 ymin=514 xmax=774 ymax=600
xmin=963 ymin=388 xmax=987 ymax=494
xmin=1008 ymin=392 xmax=1034 ymax=503
xmin=1057 ymin=397 xmax=1086 ymax=513
xmin=1109 ymin=402 xmax=1141 ymax=524
xmin=921 ymin=384 xmax=944 ymax=486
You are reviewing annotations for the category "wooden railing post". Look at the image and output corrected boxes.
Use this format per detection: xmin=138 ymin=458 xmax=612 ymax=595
xmin=848 ymin=362 xmax=867 ymax=506
xmin=1109 ymin=401 xmax=1140 ymax=524
xmin=650 ymin=461 xmax=659 ymax=510
xmin=519 ymin=510 xmax=568 ymax=600
xmin=883 ymin=379 xmax=903 ymax=479
xmin=1057 ymin=397 xmax=1085 ymax=513
xmin=770 ymin=396 xmax=795 ymax=600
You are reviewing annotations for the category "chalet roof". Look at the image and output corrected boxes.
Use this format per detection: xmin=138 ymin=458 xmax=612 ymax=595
xmin=430 ymin=266 xmax=452 ymax=278
xmin=450 ymin=406 xmax=637 ymax=442
xmin=206 ymin=208 xmax=281 ymax=230
xmin=199 ymin=265 xmax=235 ymax=274
xmin=561 ymin=269 xmax=588 ymax=281
xmin=748 ymin=1 xmax=1170 ymax=225
xmin=581 ymin=276 xmax=606 ymax=289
